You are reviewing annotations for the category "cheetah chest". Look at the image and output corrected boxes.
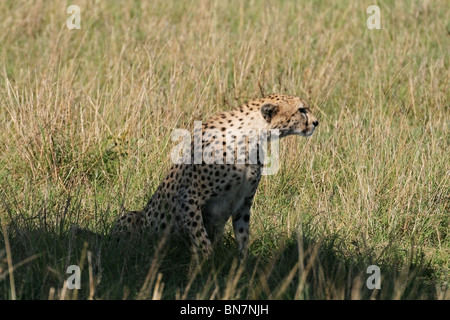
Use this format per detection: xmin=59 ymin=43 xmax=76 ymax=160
xmin=203 ymin=165 xmax=261 ymax=222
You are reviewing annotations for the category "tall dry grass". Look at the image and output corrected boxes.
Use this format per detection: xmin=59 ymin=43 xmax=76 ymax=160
xmin=0 ymin=0 xmax=448 ymax=299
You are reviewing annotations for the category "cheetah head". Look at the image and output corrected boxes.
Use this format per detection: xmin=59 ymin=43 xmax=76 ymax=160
xmin=260 ymin=96 xmax=319 ymax=138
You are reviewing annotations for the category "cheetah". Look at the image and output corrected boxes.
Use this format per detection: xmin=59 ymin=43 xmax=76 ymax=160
xmin=113 ymin=94 xmax=319 ymax=257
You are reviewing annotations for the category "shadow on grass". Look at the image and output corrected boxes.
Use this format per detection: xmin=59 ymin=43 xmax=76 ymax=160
xmin=248 ymin=233 xmax=440 ymax=299
xmin=0 ymin=219 xmax=443 ymax=300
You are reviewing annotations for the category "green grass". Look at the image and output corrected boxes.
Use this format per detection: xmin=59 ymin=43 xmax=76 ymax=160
xmin=0 ymin=0 xmax=448 ymax=299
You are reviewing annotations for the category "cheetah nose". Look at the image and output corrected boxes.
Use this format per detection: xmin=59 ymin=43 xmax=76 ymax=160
xmin=313 ymin=120 xmax=319 ymax=127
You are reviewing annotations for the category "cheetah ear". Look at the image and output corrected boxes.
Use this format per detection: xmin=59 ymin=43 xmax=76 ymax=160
xmin=260 ymin=103 xmax=279 ymax=123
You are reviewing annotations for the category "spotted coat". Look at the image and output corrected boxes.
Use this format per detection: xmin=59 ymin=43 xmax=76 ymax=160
xmin=113 ymin=94 xmax=319 ymax=257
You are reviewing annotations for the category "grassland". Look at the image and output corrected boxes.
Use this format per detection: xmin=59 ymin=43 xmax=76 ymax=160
xmin=0 ymin=0 xmax=448 ymax=299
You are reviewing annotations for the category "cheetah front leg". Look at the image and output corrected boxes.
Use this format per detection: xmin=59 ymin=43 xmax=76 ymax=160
xmin=232 ymin=196 xmax=253 ymax=259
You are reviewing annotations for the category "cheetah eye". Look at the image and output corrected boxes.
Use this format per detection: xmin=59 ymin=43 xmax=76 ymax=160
xmin=298 ymin=108 xmax=307 ymax=114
